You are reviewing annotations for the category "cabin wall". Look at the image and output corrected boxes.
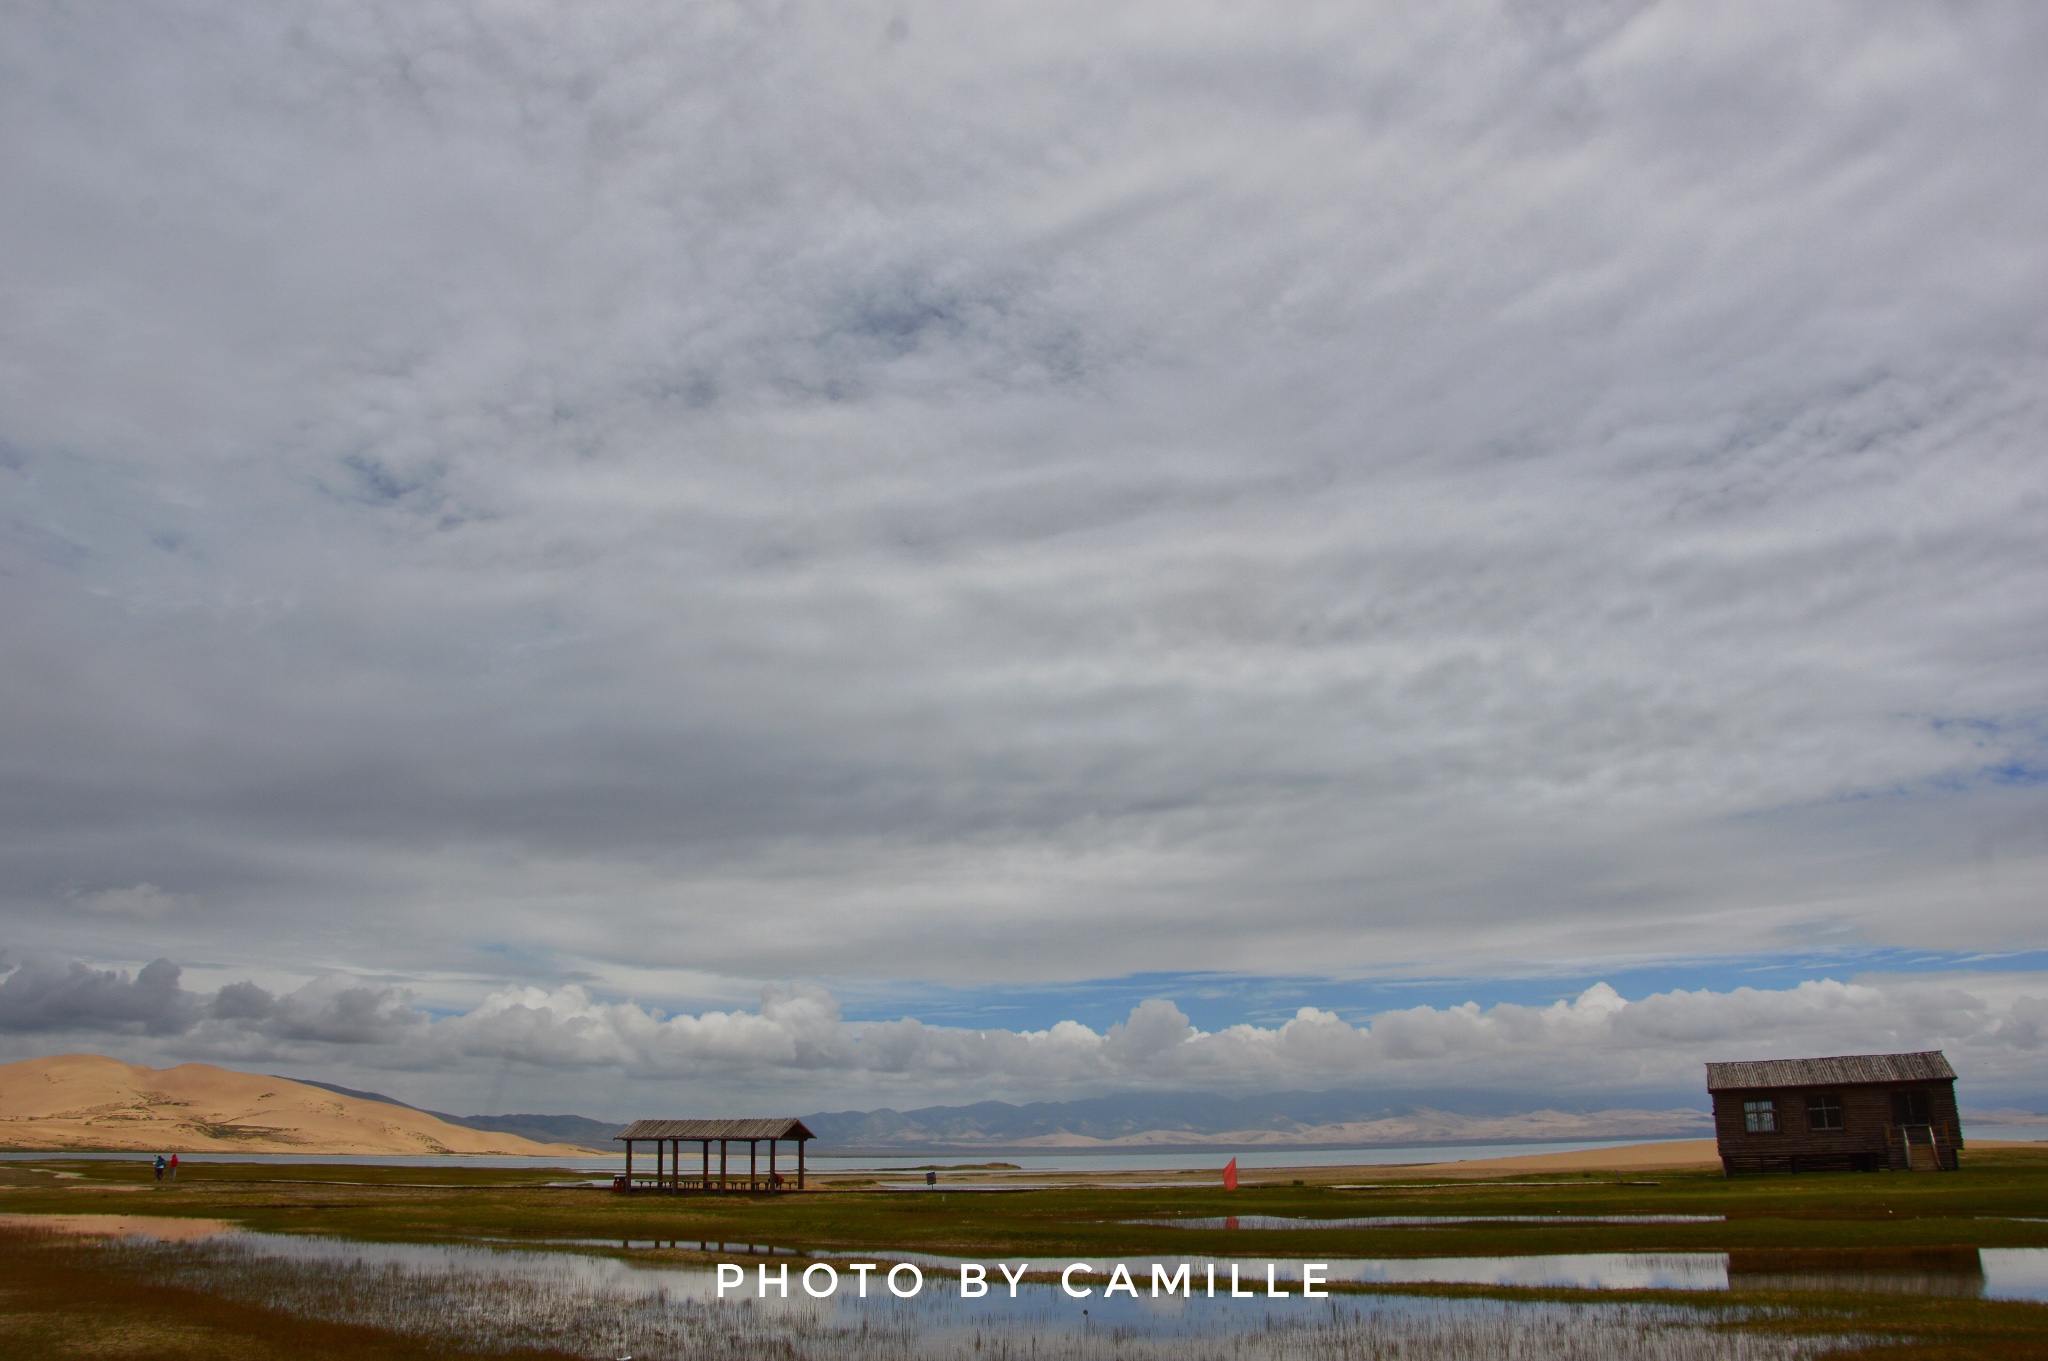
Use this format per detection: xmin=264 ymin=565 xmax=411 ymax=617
xmin=1711 ymin=1080 xmax=1960 ymax=1173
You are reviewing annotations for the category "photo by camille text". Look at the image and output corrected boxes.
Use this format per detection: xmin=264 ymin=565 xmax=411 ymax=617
xmin=718 ymin=1260 xmax=1333 ymax=1302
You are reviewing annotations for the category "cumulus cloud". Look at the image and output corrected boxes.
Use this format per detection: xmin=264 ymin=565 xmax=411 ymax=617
xmin=416 ymin=974 xmax=2048 ymax=1100
xmin=204 ymin=976 xmax=427 ymax=1045
xmin=0 ymin=957 xmax=199 ymax=1036
xmin=4 ymin=954 xmax=2041 ymax=1105
xmin=0 ymin=956 xmax=432 ymax=1048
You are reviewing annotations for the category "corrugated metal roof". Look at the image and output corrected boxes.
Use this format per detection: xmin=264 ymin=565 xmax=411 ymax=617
xmin=616 ymin=1118 xmax=815 ymax=1141
xmin=1705 ymin=1051 xmax=1955 ymax=1091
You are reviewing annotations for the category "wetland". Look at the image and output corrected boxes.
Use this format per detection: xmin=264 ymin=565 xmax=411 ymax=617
xmin=2 ymin=1146 xmax=2046 ymax=1358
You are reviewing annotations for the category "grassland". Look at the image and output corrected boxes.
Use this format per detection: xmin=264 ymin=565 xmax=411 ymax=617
xmin=7 ymin=1148 xmax=2047 ymax=1259
xmin=2 ymin=1148 xmax=2045 ymax=1357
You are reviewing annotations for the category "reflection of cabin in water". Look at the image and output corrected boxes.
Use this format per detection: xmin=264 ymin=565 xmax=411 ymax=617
xmin=1706 ymin=1051 xmax=1960 ymax=1174
xmin=614 ymin=1118 xmax=815 ymax=1192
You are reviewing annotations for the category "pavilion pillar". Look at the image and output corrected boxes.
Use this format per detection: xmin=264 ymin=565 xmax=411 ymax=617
xmin=769 ymin=1139 xmax=777 ymax=1189
xmin=798 ymin=1138 xmax=806 ymax=1191
xmin=624 ymin=1139 xmax=633 ymax=1191
xmin=719 ymin=1139 xmax=728 ymax=1191
xmin=750 ymin=1140 xmax=758 ymax=1189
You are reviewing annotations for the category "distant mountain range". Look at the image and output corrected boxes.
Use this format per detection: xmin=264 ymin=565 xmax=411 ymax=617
xmin=290 ymin=1078 xmax=1713 ymax=1154
xmin=28 ymin=1064 xmax=2011 ymax=1157
xmin=795 ymin=1091 xmax=1714 ymax=1152
xmin=286 ymin=1078 xmax=623 ymax=1150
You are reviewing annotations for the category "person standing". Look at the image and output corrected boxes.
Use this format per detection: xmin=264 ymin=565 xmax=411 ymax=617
xmin=168 ymin=1153 xmax=179 ymax=1181
xmin=154 ymin=1154 xmax=165 ymax=1182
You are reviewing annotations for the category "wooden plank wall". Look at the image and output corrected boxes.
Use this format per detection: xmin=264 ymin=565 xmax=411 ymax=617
xmin=1711 ymin=1081 xmax=1960 ymax=1173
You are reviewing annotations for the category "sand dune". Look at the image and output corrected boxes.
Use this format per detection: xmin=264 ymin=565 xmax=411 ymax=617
xmin=0 ymin=1053 xmax=596 ymax=1156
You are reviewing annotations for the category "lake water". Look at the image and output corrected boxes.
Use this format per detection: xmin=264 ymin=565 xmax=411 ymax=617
xmin=1125 ymin=1214 xmax=1726 ymax=1229
xmin=0 ymin=1136 xmax=1693 ymax=1173
xmin=810 ymin=1139 xmax=1695 ymax=1173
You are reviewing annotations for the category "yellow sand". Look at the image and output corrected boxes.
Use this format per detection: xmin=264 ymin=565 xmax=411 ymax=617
xmin=1396 ymin=1138 xmax=1725 ymax=1175
xmin=1319 ymin=1136 xmax=2041 ymax=1182
xmin=0 ymin=1053 xmax=594 ymax=1156
xmin=0 ymin=1212 xmax=239 ymax=1241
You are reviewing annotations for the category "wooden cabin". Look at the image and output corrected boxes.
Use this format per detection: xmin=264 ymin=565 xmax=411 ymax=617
xmin=615 ymin=1117 xmax=815 ymax=1192
xmin=1706 ymin=1050 xmax=1960 ymax=1174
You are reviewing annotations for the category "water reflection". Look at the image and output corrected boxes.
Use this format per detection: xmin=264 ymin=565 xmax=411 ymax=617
xmin=506 ymin=1237 xmax=804 ymax=1255
xmin=1339 ymin=1252 xmax=1729 ymax=1292
xmin=177 ymin=1230 xmax=2048 ymax=1303
xmin=1127 ymin=1214 xmax=1724 ymax=1229
xmin=9 ymin=1210 xmax=2040 ymax=1303
xmin=123 ymin=1234 xmax=1848 ymax=1361
xmin=1727 ymin=1248 xmax=1986 ymax=1298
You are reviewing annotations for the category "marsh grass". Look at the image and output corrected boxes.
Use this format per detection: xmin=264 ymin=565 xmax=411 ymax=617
xmin=0 ymin=1227 xmax=581 ymax=1361
xmin=8 ymin=1152 xmax=2048 ymax=1357
xmin=126 ymin=1235 xmax=1851 ymax=1361
xmin=12 ymin=1149 xmax=2048 ymax=1263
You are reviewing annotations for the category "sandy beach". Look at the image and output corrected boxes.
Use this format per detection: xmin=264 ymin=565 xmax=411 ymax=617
xmin=1377 ymin=1137 xmax=1723 ymax=1176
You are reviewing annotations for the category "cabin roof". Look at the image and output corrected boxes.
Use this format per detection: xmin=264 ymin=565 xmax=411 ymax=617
xmin=1705 ymin=1050 xmax=1955 ymax=1092
xmin=615 ymin=1118 xmax=814 ymax=1141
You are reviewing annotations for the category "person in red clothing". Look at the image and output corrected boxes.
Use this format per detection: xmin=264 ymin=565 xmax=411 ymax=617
xmin=168 ymin=1153 xmax=180 ymax=1180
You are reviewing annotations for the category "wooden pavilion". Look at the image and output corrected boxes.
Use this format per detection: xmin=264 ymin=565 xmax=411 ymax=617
xmin=614 ymin=1118 xmax=815 ymax=1192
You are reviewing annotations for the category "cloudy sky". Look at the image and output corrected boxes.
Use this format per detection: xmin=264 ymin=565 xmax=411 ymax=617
xmin=2 ymin=0 xmax=2045 ymax=1120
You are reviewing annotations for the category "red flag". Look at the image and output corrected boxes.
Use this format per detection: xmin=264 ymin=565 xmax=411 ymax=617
xmin=1223 ymin=1157 xmax=1238 ymax=1191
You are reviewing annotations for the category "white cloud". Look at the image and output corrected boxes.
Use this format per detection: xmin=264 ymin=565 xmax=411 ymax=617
xmin=8 ymin=953 xmax=2040 ymax=1107
xmin=436 ymin=973 xmax=2048 ymax=1102
xmin=413 ymin=972 xmax=2048 ymax=1098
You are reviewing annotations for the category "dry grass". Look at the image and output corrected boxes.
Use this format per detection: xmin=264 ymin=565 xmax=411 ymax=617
xmin=0 ymin=1227 xmax=582 ymax=1360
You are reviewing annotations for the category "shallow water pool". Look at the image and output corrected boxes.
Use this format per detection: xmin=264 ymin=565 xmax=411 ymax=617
xmin=117 ymin=1233 xmax=1857 ymax=1361
xmin=1124 ymin=1213 xmax=1725 ymax=1229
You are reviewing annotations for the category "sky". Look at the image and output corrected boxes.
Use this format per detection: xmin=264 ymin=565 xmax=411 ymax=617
xmin=1 ymin=0 xmax=2045 ymax=1121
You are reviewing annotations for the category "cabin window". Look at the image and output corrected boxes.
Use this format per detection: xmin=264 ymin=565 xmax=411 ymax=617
xmin=1806 ymin=1094 xmax=1844 ymax=1131
xmin=1743 ymin=1099 xmax=1777 ymax=1133
xmin=1892 ymin=1090 xmax=1932 ymax=1125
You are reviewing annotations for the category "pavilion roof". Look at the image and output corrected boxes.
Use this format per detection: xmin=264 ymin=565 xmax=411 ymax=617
xmin=616 ymin=1118 xmax=814 ymax=1141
